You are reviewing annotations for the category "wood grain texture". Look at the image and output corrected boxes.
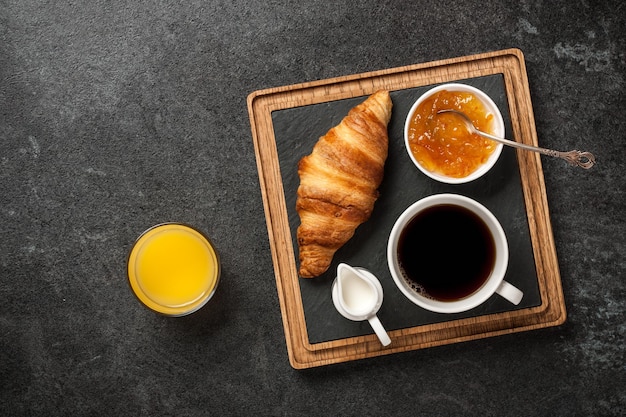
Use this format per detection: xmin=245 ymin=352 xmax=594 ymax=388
xmin=247 ymin=49 xmax=565 ymax=369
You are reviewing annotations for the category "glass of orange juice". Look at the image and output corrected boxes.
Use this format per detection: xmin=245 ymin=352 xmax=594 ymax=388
xmin=127 ymin=223 xmax=220 ymax=316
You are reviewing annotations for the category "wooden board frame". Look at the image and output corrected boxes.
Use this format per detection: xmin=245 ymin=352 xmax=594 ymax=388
xmin=247 ymin=49 xmax=565 ymax=369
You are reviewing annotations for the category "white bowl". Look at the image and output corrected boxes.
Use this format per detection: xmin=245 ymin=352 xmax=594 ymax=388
xmin=404 ymin=83 xmax=505 ymax=184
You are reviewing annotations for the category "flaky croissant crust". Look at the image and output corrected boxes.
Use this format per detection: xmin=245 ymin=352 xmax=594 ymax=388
xmin=296 ymin=90 xmax=393 ymax=278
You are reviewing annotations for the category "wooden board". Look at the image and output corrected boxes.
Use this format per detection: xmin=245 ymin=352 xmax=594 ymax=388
xmin=247 ymin=49 xmax=566 ymax=369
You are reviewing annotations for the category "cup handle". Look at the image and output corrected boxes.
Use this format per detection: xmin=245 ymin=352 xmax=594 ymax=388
xmin=496 ymin=280 xmax=523 ymax=305
xmin=367 ymin=315 xmax=391 ymax=346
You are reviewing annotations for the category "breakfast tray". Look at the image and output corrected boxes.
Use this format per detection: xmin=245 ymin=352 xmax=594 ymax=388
xmin=247 ymin=49 xmax=566 ymax=369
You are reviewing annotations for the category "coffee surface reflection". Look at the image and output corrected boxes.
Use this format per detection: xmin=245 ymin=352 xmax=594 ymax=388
xmin=398 ymin=204 xmax=496 ymax=301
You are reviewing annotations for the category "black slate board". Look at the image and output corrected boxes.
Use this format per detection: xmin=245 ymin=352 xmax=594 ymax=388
xmin=272 ymin=74 xmax=541 ymax=344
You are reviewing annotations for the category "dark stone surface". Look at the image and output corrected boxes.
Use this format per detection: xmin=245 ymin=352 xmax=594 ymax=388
xmin=1 ymin=1 xmax=624 ymax=415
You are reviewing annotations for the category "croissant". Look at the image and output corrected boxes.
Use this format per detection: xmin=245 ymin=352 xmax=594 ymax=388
xmin=296 ymin=90 xmax=393 ymax=278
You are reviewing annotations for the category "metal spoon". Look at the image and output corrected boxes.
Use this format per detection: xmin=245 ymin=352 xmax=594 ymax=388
xmin=436 ymin=109 xmax=596 ymax=169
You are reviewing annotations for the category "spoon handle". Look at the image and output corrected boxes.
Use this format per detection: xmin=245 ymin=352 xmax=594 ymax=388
xmin=473 ymin=129 xmax=596 ymax=169
xmin=437 ymin=109 xmax=596 ymax=169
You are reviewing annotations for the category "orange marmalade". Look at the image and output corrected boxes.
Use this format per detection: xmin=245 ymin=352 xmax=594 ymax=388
xmin=407 ymin=89 xmax=496 ymax=178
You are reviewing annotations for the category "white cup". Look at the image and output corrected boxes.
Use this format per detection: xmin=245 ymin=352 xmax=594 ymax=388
xmin=387 ymin=194 xmax=523 ymax=314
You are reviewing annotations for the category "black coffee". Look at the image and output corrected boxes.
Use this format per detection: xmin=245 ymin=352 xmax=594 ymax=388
xmin=397 ymin=204 xmax=496 ymax=301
